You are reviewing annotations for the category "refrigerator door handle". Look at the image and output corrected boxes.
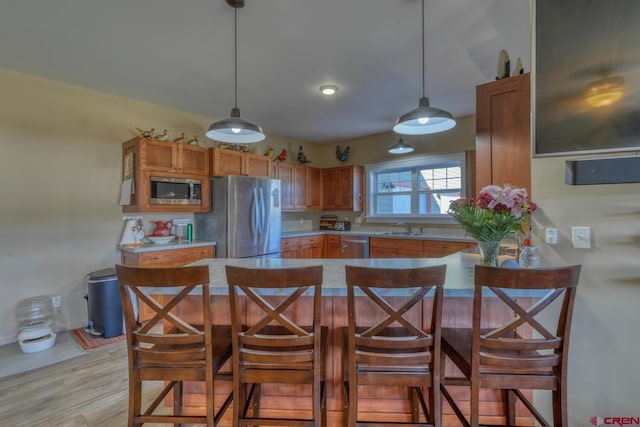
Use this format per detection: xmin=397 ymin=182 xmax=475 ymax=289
xmin=257 ymin=187 xmax=266 ymax=243
xmin=250 ymin=188 xmax=258 ymax=245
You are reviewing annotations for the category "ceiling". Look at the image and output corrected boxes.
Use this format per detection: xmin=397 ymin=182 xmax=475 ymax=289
xmin=0 ymin=0 xmax=531 ymax=143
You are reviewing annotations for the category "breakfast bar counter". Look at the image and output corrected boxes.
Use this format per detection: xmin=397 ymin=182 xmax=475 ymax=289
xmin=187 ymin=250 xmax=537 ymax=296
xmin=155 ymin=251 xmax=545 ymax=426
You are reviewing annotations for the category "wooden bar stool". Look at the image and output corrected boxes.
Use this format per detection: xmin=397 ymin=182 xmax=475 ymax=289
xmin=440 ymin=265 xmax=581 ymax=427
xmin=225 ymin=265 xmax=327 ymax=427
xmin=343 ymin=264 xmax=446 ymax=427
xmin=115 ymin=264 xmax=233 ymax=427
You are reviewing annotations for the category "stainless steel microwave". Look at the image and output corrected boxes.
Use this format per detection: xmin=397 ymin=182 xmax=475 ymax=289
xmin=150 ymin=177 xmax=202 ymax=205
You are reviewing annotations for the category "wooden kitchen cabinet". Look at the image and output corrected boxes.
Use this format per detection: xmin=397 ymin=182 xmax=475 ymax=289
xmin=119 ymin=245 xmax=215 ymax=268
xmin=129 ymin=137 xmax=209 ymax=175
xmin=280 ymin=237 xmax=300 ymax=258
xmin=325 ymin=235 xmax=341 ymax=258
xmin=369 ymin=237 xmax=424 ymax=258
xmin=281 ymin=235 xmax=324 ymax=258
xmin=369 ymin=237 xmax=474 ymax=258
xmin=323 ymin=165 xmax=364 ymax=211
xmin=244 ymin=152 xmax=272 ymax=178
xmin=305 ymin=166 xmax=323 ymax=210
xmin=122 ymin=138 xmax=210 ymax=213
xmin=298 ymin=235 xmax=324 ymax=258
xmin=279 ymin=164 xmax=323 ymax=212
xmin=209 ymin=148 xmax=272 ymax=178
xmin=423 ymin=240 xmax=475 ymax=258
xmin=277 ymin=163 xmax=295 ymax=210
xmin=475 ymin=73 xmax=531 ymax=195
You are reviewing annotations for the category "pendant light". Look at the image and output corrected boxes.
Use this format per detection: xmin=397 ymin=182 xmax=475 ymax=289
xmin=388 ymin=138 xmax=414 ymax=154
xmin=206 ymin=0 xmax=265 ymax=143
xmin=393 ymin=0 xmax=456 ymax=135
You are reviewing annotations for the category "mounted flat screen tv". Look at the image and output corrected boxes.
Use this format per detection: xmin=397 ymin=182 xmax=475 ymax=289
xmin=533 ymin=0 xmax=640 ymax=157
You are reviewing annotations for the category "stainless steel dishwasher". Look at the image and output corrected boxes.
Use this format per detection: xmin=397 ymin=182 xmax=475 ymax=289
xmin=340 ymin=236 xmax=369 ymax=258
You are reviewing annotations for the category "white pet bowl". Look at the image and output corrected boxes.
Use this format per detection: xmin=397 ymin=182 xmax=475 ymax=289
xmin=17 ymin=326 xmax=56 ymax=353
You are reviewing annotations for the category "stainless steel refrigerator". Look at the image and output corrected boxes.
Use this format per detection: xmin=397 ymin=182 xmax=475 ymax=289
xmin=195 ymin=176 xmax=281 ymax=258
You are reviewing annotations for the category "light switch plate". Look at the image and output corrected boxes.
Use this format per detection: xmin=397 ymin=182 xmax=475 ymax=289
xmin=545 ymin=228 xmax=558 ymax=244
xmin=571 ymin=226 xmax=591 ymax=249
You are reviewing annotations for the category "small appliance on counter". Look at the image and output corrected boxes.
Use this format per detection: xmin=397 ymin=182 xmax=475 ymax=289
xmin=334 ymin=220 xmax=351 ymax=231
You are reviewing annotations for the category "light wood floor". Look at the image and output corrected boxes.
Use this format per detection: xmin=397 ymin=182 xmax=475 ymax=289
xmin=1 ymin=340 xmax=467 ymax=426
xmin=0 ymin=341 xmax=173 ymax=427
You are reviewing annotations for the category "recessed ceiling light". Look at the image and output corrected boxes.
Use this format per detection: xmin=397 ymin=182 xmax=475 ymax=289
xmin=319 ymin=85 xmax=338 ymax=95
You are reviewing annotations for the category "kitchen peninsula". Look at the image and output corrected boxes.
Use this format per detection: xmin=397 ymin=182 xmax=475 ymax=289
xmin=153 ymin=249 xmax=546 ymax=426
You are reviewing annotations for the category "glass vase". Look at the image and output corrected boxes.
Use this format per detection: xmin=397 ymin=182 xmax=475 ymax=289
xmin=477 ymin=240 xmax=500 ymax=267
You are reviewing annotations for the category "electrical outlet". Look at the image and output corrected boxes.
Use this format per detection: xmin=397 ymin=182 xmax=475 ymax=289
xmin=545 ymin=228 xmax=558 ymax=244
xmin=571 ymin=226 xmax=591 ymax=249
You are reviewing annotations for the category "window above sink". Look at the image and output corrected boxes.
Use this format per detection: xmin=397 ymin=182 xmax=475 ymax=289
xmin=365 ymin=153 xmax=468 ymax=224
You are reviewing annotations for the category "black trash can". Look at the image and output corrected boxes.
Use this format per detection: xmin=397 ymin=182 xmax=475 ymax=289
xmin=86 ymin=267 xmax=123 ymax=338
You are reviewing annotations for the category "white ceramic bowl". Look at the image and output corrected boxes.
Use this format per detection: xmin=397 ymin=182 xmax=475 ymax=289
xmin=147 ymin=235 xmax=175 ymax=244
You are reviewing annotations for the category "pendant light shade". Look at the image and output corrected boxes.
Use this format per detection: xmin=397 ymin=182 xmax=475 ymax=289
xmin=394 ymin=0 xmax=455 ymax=135
xmin=206 ymin=0 xmax=265 ymax=143
xmin=388 ymin=138 xmax=414 ymax=154
xmin=206 ymin=107 xmax=265 ymax=143
xmin=393 ymin=97 xmax=456 ymax=135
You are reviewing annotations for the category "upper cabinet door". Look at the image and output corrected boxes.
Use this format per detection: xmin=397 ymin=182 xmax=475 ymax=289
xmin=475 ymin=73 xmax=531 ymax=196
xmin=139 ymin=139 xmax=177 ymax=173
xmin=277 ymin=163 xmax=295 ymax=210
xmin=244 ymin=152 xmax=272 ymax=178
xmin=210 ymin=148 xmax=244 ymax=176
xmin=210 ymin=148 xmax=271 ymax=178
xmin=179 ymin=144 xmax=209 ymax=175
xmin=322 ymin=165 xmax=364 ymax=211
xmin=306 ymin=167 xmax=323 ymax=211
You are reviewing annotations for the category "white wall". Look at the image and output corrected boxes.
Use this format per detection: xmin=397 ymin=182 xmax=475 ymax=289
xmin=0 ymin=68 xmax=306 ymax=344
xmin=531 ymin=154 xmax=640 ymax=422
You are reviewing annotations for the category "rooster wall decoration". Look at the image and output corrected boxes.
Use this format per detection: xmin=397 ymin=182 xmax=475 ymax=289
xmin=336 ymin=145 xmax=350 ymax=163
xmin=297 ymin=146 xmax=311 ymax=164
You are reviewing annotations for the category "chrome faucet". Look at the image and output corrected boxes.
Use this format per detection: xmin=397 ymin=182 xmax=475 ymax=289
xmin=397 ymin=222 xmax=412 ymax=233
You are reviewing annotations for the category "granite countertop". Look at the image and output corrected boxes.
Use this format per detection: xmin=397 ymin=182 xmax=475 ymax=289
xmin=282 ymin=229 xmax=473 ymax=242
xmin=181 ymin=251 xmax=551 ymax=297
xmin=117 ymin=240 xmax=216 ymax=253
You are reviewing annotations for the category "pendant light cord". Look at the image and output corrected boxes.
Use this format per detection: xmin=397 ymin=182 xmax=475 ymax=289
xmin=421 ymin=0 xmax=425 ymax=99
xmin=234 ymin=7 xmax=238 ymax=109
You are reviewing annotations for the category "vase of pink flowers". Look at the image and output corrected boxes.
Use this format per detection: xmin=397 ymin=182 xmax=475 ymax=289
xmin=448 ymin=184 xmax=536 ymax=267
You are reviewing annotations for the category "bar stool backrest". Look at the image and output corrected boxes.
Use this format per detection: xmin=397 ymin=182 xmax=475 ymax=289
xmin=115 ymin=264 xmax=232 ymax=427
xmin=225 ymin=264 xmax=326 ymax=426
xmin=473 ymin=265 xmax=581 ymax=380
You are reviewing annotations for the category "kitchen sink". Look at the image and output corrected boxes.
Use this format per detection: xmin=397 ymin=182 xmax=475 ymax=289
xmin=375 ymin=231 xmax=423 ymax=236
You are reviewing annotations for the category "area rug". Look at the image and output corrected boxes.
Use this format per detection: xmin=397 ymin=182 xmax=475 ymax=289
xmin=70 ymin=327 xmax=126 ymax=350
xmin=0 ymin=331 xmax=86 ymax=378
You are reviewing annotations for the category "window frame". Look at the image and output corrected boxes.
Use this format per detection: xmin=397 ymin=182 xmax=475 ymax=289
xmin=364 ymin=153 xmax=467 ymax=224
